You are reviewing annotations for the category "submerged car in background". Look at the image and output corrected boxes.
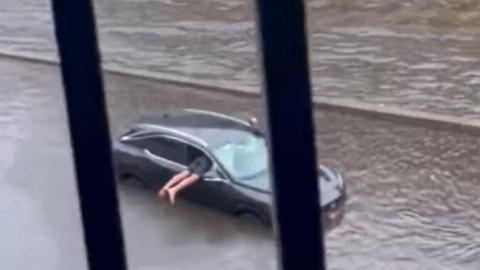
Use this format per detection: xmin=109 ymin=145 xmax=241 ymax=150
xmin=113 ymin=109 xmax=346 ymax=230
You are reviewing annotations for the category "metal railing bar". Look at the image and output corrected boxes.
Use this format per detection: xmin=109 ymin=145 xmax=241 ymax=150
xmin=50 ymin=0 xmax=127 ymax=269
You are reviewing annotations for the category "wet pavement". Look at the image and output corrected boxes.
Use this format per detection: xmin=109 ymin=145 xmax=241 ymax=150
xmin=2 ymin=0 xmax=480 ymax=269
xmin=1 ymin=57 xmax=479 ymax=270
xmin=1 ymin=0 xmax=480 ymax=118
xmin=0 ymin=58 xmax=87 ymax=269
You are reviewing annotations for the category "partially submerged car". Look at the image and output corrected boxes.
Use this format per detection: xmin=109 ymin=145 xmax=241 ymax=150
xmin=113 ymin=109 xmax=346 ymax=230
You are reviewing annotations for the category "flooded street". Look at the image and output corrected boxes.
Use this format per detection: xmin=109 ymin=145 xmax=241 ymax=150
xmin=1 ymin=0 xmax=480 ymax=118
xmin=1 ymin=58 xmax=479 ymax=270
xmin=0 ymin=58 xmax=276 ymax=270
xmin=1 ymin=0 xmax=480 ymax=269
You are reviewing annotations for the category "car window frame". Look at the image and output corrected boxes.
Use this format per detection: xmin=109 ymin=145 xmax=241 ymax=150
xmin=121 ymin=133 xmax=185 ymax=166
xmin=145 ymin=134 xmax=189 ymax=166
xmin=123 ymin=132 xmax=234 ymax=181
xmin=159 ymin=134 xmax=234 ymax=181
xmin=120 ymin=129 xmax=155 ymax=142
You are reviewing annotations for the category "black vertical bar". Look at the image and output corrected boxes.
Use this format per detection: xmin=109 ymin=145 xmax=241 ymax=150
xmin=255 ymin=1 xmax=326 ymax=270
xmin=50 ymin=0 xmax=127 ymax=269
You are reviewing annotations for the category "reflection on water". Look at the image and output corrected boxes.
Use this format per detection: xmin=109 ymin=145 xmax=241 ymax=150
xmin=1 ymin=51 xmax=480 ymax=269
xmin=0 ymin=0 xmax=480 ymax=269
xmin=1 ymin=0 xmax=480 ymax=118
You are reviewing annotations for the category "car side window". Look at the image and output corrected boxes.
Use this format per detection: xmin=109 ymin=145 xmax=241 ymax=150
xmin=186 ymin=145 xmax=205 ymax=164
xmin=186 ymin=145 xmax=215 ymax=171
xmin=146 ymin=137 xmax=187 ymax=165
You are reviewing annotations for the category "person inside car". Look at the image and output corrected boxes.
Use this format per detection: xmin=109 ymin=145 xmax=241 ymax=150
xmin=159 ymin=115 xmax=256 ymax=206
xmin=158 ymin=154 xmax=212 ymax=205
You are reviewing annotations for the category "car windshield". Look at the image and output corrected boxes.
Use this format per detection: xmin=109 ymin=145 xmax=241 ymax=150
xmin=212 ymin=131 xmax=268 ymax=180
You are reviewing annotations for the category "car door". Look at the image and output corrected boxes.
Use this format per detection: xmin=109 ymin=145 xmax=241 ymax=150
xmin=138 ymin=135 xmax=188 ymax=190
xmin=181 ymin=145 xmax=234 ymax=213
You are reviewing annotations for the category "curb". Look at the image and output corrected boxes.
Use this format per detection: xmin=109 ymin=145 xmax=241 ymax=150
xmin=1 ymin=50 xmax=479 ymax=135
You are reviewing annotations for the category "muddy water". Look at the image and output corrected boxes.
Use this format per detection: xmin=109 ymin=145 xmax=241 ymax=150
xmin=1 ymin=0 xmax=480 ymax=118
xmin=1 ymin=58 xmax=479 ymax=270
xmin=1 ymin=0 xmax=480 ymax=269
xmin=0 ymin=58 xmax=276 ymax=270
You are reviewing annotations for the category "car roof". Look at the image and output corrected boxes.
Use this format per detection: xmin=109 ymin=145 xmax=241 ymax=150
xmin=132 ymin=109 xmax=261 ymax=148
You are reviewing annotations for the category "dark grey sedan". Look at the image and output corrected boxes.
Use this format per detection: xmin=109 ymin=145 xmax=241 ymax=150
xmin=113 ymin=109 xmax=346 ymax=230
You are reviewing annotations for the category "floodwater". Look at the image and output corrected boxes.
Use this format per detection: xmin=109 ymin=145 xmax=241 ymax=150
xmin=1 ymin=0 xmax=480 ymax=118
xmin=1 ymin=58 xmax=479 ymax=270
xmin=1 ymin=0 xmax=480 ymax=270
